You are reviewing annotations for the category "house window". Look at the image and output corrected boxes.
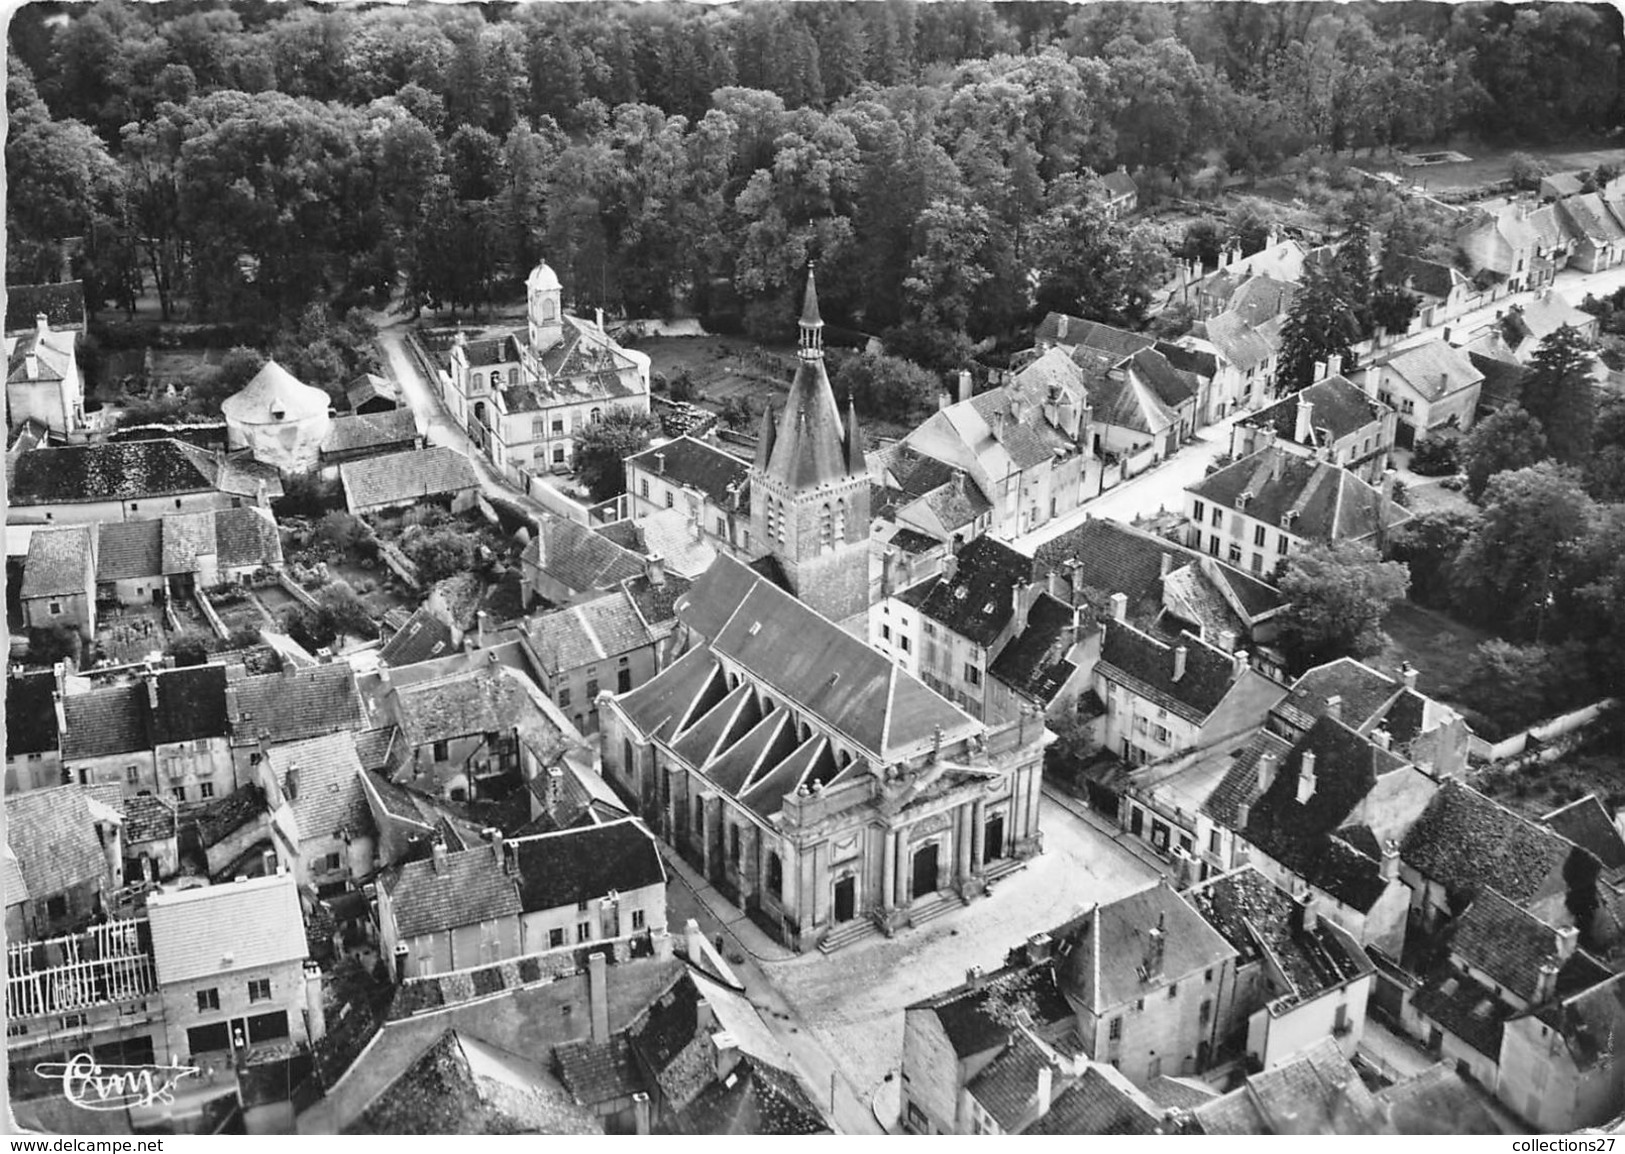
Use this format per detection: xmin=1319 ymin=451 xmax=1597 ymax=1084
xmin=881 ymin=625 xmax=892 ymax=642
xmin=586 ymin=678 xmax=599 ymax=697
xmin=576 ymin=922 xmax=591 ymax=943
xmin=639 ymin=479 xmax=650 ymax=499
xmin=558 ymin=688 xmax=572 ymax=708
xmin=1251 ymin=553 xmax=1264 ymax=574
xmin=171 ymin=786 xmax=186 ymax=802
xmin=46 ymin=895 xmax=68 ymax=919
xmin=590 ymin=408 xmax=602 ymax=423
xmin=899 ymin=636 xmax=911 ymax=653
xmin=1253 ymin=525 xmax=1266 ymax=547
xmin=127 ymin=765 xmax=141 ymax=784
xmin=1205 ymin=968 xmax=1214 ymax=983
xmin=1227 ymin=544 xmax=1242 ymax=564
xmin=578 ymin=899 xmax=589 ymax=912
xmin=665 ymin=491 xmax=675 ymax=509
xmin=553 ymin=446 xmax=566 ymax=464
xmin=548 ymin=928 xmax=565 ymax=949
xmin=1208 ymin=535 xmax=1220 ymax=556
xmin=767 ymin=852 xmax=783 ymax=899
xmin=1200 ymin=998 xmax=1212 ymax=1026
xmin=1108 ymin=1017 xmax=1123 ymax=1041
xmin=551 ymin=419 xmax=565 ymax=435
xmin=199 ymin=782 xmax=215 ymax=800
xmin=432 ymin=741 xmax=449 ymax=762
xmin=197 ymin=989 xmax=221 ymax=1013
xmin=632 ymin=909 xmax=646 ymax=931
xmin=1169 ymin=983 xmax=1178 ymax=999
xmin=1210 ymin=508 xmax=1222 ymax=528
xmin=964 ymin=664 xmax=981 ymax=686
xmin=248 ymin=979 xmax=271 ymax=1003
xmin=1193 ymin=500 xmax=1205 ymax=523
xmin=729 ymin=824 xmax=741 ymax=865
xmin=1277 ymin=536 xmax=1289 ymax=555
xmin=717 ymin=517 xmax=727 ymax=537
xmin=1152 ymin=724 xmax=1170 ymax=744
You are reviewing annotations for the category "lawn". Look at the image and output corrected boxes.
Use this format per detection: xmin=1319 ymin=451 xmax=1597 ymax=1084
xmin=1364 ymin=140 xmax=1625 ymax=194
xmin=1370 ymin=599 xmax=1495 ymax=706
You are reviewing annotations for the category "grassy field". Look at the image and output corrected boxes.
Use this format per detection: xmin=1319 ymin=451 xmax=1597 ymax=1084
xmin=1370 ymin=598 xmax=1495 ymax=706
xmin=1366 ymin=140 xmax=1625 ymax=194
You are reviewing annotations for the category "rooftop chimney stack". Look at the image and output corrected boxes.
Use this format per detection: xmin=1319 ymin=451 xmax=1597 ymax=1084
xmin=966 ymin=965 xmax=985 ymax=990
xmin=1110 ymin=592 xmax=1128 ymax=622
xmin=1172 ymin=645 xmax=1188 ymax=683
xmin=1297 ymin=750 xmax=1318 ymax=804
xmin=588 ymin=951 xmax=610 ymax=1043
xmin=1324 ymin=694 xmax=1342 ymax=721
xmin=1400 ymin=661 xmax=1418 ymax=690
xmin=36 ymin=313 xmax=49 ymax=340
xmin=1380 ymin=838 xmax=1400 ymax=881
xmin=655 ymin=451 xmax=666 ymax=475
xmin=1258 ymin=751 xmax=1278 ymax=795
xmin=430 ymin=835 xmax=447 ymax=872
xmin=1326 ymin=353 xmax=1342 ymax=378
xmin=1555 ymin=926 xmax=1580 ymax=961
xmin=1296 ymin=397 xmax=1315 ymax=444
xmin=959 ymin=369 xmax=974 ymax=404
xmin=1232 ymin=649 xmax=1251 ymax=679
xmin=646 ymin=554 xmax=666 ymax=588
xmin=1035 ymin=1065 xmax=1054 ymax=1117
xmin=1535 ymin=957 xmax=1561 ymax=1004
xmin=1143 ymin=911 xmax=1167 ymax=979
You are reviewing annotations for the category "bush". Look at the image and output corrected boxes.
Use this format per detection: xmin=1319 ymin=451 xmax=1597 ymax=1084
xmin=313 ymin=511 xmax=367 ymax=556
xmin=167 ymin=629 xmax=214 ymax=666
xmin=28 ymin=623 xmax=81 ymax=666
xmin=274 ymin=473 xmax=343 ymax=519
xmin=404 ymin=528 xmax=477 ymax=584
xmin=1410 ymin=436 xmax=1459 ymax=476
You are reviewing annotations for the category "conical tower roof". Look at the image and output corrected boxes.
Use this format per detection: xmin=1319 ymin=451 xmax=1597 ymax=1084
xmin=221 ymin=360 xmax=330 ymax=425
xmin=759 ymin=269 xmax=861 ymax=491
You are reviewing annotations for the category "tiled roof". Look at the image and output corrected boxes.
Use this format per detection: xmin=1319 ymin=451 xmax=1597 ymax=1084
xmin=1188 ymin=447 xmax=1411 ymax=544
xmin=527 ymin=591 xmax=655 ymax=673
xmin=989 ymin=594 xmax=1084 ymax=705
xmin=1198 ymin=312 xmax=1274 ymax=371
xmin=900 ymin=535 xmax=1035 ymax=645
xmin=61 ymin=684 xmax=149 ymax=760
xmin=620 ymin=507 xmax=716 ymax=580
xmin=1542 ymin=171 xmax=1587 ymax=199
xmin=221 ymin=361 xmax=329 ymax=424
xmin=215 ymin=452 xmax=282 ymax=500
xmin=11 ymin=439 xmax=221 ymax=505
xmin=1054 ymin=881 xmax=1237 ymax=1015
xmin=675 ymin=1055 xmax=827 ymax=1135
xmin=227 ymin=665 xmax=364 ymax=745
xmin=146 ymin=870 xmax=306 ymax=983
xmin=1102 ymin=170 xmax=1137 ymax=199
xmin=1202 ymin=729 xmax=1296 ymax=827
xmin=95 ymin=519 xmax=163 ymax=582
xmin=1535 ymin=973 xmax=1625 ymax=1072
xmin=1373 ymin=1062 xmax=1504 ymax=1135
xmin=909 ymin=964 xmax=1074 ymax=1059
xmin=463 ymin=334 xmax=521 ymax=369
xmin=123 ymin=794 xmax=179 ymax=843
xmin=387 ymin=664 xmax=552 ymax=748
xmin=1450 ymin=888 xmax=1604 ymax=1006
xmin=7 ymin=326 xmax=75 ymax=385
xmin=626 ymin=436 xmax=750 ymax=508
xmin=378 ymin=607 xmax=455 ymax=668
xmin=1243 ymin=376 xmax=1386 ymax=446
xmin=1127 ymin=347 xmax=1199 ymax=408
xmin=1025 ymin=1066 xmax=1162 ymax=1136
xmin=1507 ymin=294 xmax=1598 ymax=348
xmin=1380 ymin=340 xmax=1484 ymax=402
xmin=1186 ymin=866 xmax=1374 ymax=1007
xmin=969 ymin=1033 xmax=1052 ymax=1132
xmin=554 ymin=1035 xmax=641 ymax=1107
xmin=2 ymin=848 xmax=29 ymax=907
xmin=1240 ymin=716 xmax=1407 ymax=911
xmin=5 ymin=282 xmax=85 ymax=332
xmin=340 ymin=447 xmax=479 ymax=510
xmin=1143 ymin=1074 xmax=1219 ymax=1110
xmin=20 ymin=525 xmax=92 ymax=599
xmin=1411 ymin=965 xmax=1510 ymax=1059
xmin=1194 ymin=1037 xmax=1386 ymax=1135
xmin=160 ymin=510 xmax=216 ymax=574
xmin=1542 ymin=794 xmax=1625 ymax=873
xmin=1276 ymin=657 xmax=1402 ymax=732
xmin=5 ymin=785 xmax=110 ymax=901
xmin=266 ymin=731 xmax=370 ymax=843
xmin=6 ymin=671 xmax=59 ymax=756
xmin=623 ymin=571 xmax=691 ymax=629
xmin=1154 ymin=339 xmax=1218 ymax=381
xmin=508 ymin=818 xmax=665 ymax=913
xmin=1557 ymin=192 xmax=1625 ymax=244
xmin=522 ymin=516 xmax=646 ymax=596
xmin=149 ymin=665 xmax=230 ymax=744
xmin=1096 ymin=620 xmax=1244 ymax=724
xmin=383 ymin=843 xmax=521 ymax=938
xmin=1401 ymin=779 xmax=1577 ymax=906
xmin=346 ymin=372 xmax=399 ymax=409
xmin=1403 ymin=257 xmax=1468 ymax=300
xmin=1035 ymin=314 xmax=1154 ymax=358
xmin=1469 ymin=348 xmax=1529 ymax=409
xmin=1225 ymin=275 xmax=1299 ymax=327
xmin=321 ymin=408 xmax=419 ymax=457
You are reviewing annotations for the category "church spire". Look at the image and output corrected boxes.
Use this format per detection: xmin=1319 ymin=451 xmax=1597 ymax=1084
xmin=798 ymin=263 xmax=823 ymax=362
xmin=845 ymin=393 xmax=864 ymax=473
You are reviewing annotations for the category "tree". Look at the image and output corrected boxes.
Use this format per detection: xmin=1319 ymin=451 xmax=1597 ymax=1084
xmin=1369 ymin=285 xmax=1420 ymax=336
xmin=832 ymin=351 xmax=939 ymax=424
xmin=1458 ymin=639 xmax=1593 ymax=737
xmin=1451 ymin=462 xmax=1596 ymax=638
xmin=1276 ymin=540 xmax=1410 ymax=672
xmin=279 ymin=604 xmax=336 ymax=653
xmin=1459 ymin=403 xmax=1548 ymax=501
xmin=1275 ymin=264 xmax=1359 ymax=394
xmin=1408 ymin=436 xmax=1459 ymax=477
xmin=1508 ymin=151 xmax=1546 ymax=191
xmin=316 ymin=584 xmax=376 ymax=643
xmin=27 ymin=623 xmax=82 ymax=667
xmin=572 ymin=408 xmax=662 ymax=503
xmin=1388 ymin=509 xmax=1480 ymax=609
xmin=166 ymin=629 xmax=213 ymax=667
xmin=1520 ymin=325 xmax=1596 ymax=466
xmin=404 ymin=528 xmax=476 ymax=584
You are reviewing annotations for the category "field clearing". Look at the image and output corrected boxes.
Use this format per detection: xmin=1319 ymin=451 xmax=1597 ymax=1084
xmin=1364 ymin=141 xmax=1625 ymax=194
xmin=1371 ymin=598 xmax=1495 ymax=706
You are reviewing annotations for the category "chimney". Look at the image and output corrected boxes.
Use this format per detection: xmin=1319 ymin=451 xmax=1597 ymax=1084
xmin=1172 ymin=645 xmax=1188 ymax=683
xmin=1047 ymin=568 xmax=1061 ymax=601
xmin=1144 ymin=911 xmax=1167 ymax=978
xmin=1294 ymin=894 xmax=1318 ymax=934
xmin=1235 ymin=797 xmax=1252 ymax=829
xmin=1535 ymin=957 xmax=1560 ymax=1004
xmin=304 ymin=961 xmax=327 ymax=1042
xmin=941 ymin=551 xmax=958 ymax=583
xmin=394 ymin=942 xmax=412 ymax=983
xmin=645 ymin=553 xmax=666 ymax=588
xmin=1555 ymin=926 xmax=1580 ymax=961
xmin=430 ymin=835 xmax=447 ymax=873
xmin=1160 ymin=553 xmax=1175 ymax=579
xmin=1012 ymin=580 xmax=1032 ymax=636
xmin=1217 ymin=629 xmax=1237 ymax=653
xmin=1232 ymin=649 xmax=1251 ymax=679
xmin=1324 ymin=694 xmax=1342 ymax=721
xmin=655 ymin=451 xmax=666 ymax=475
xmin=711 ymin=1030 xmax=741 ymax=1080
xmin=475 ymin=609 xmax=488 ymax=649
xmin=595 ymin=307 xmax=605 ymax=332
xmin=1313 ymin=359 xmax=1327 ymax=383
xmin=1326 ymin=353 xmax=1342 ymax=379
xmin=144 ymin=672 xmax=160 ymax=712
xmin=939 ymin=390 xmax=952 ymax=411
xmin=632 ymin=1092 xmax=651 ymax=1136
xmin=1297 ymin=750 xmax=1317 ymax=804
xmin=25 ymin=351 xmax=38 ymax=380
xmin=1028 ymin=933 xmax=1054 ymax=964
xmin=1295 ymin=397 xmax=1315 ymax=443
xmin=1371 ymin=728 xmax=1391 ymax=751
xmin=882 ymin=547 xmax=897 ymax=597
xmin=1057 ymin=314 xmax=1070 ymax=340
xmin=1271 ymin=451 xmax=1283 ymax=483
xmin=484 ymin=825 xmax=505 ymax=864
xmin=966 ymin=965 xmax=985 ymax=990
xmin=958 ymin=369 xmax=974 ymax=404
xmin=1258 ymin=751 xmax=1278 ymax=795
xmin=36 ymin=313 xmax=49 ymax=340
xmin=1400 ymin=661 xmax=1418 ymax=690
xmin=545 ymin=765 xmax=566 ymax=816
xmin=285 ymin=763 xmax=301 ymax=801
xmin=588 ymin=951 xmax=610 ymax=1043
xmin=53 ymin=690 xmax=68 ymax=739
xmin=1035 ymin=1065 xmax=1054 ymax=1117
xmin=992 ymin=409 xmax=1006 ymax=441
xmin=685 ymin=917 xmax=706 ymax=966
xmin=1110 ymin=592 xmax=1127 ymax=622
xmin=1380 ymin=838 xmax=1400 ymax=881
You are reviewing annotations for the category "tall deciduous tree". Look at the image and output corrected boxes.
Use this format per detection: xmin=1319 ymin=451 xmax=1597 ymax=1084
xmin=1459 ymin=402 xmax=1549 ymax=501
xmin=573 ymin=409 xmax=663 ymax=502
xmin=1276 ymin=540 xmax=1410 ymax=672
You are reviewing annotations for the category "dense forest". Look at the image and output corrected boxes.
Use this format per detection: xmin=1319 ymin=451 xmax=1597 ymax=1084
xmin=8 ymin=0 xmax=1623 ymax=350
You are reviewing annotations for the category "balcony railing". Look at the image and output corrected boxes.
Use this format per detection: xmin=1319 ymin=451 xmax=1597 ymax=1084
xmin=7 ymin=919 xmax=156 ymax=1020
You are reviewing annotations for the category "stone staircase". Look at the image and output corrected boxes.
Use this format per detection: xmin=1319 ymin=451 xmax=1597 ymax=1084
xmin=817 ymin=916 xmax=880 ymax=955
xmin=907 ymin=892 xmax=962 ymax=929
xmin=983 ymin=857 xmax=1027 ymax=886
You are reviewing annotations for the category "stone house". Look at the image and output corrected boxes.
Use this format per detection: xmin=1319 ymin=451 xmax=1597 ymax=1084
xmin=225 ymin=663 xmax=366 ymax=780
xmin=259 ymin=732 xmax=375 ymax=890
xmin=1358 ymin=339 xmax=1486 ymax=446
xmin=19 ymin=524 xmax=95 ymax=640
xmin=221 ymin=361 xmax=332 ymax=475
xmin=623 ymin=436 xmax=753 ymax=557
xmin=520 ymin=582 xmax=668 ymax=734
xmin=1498 ymin=973 xmax=1625 ymax=1132
xmin=4 ymin=783 xmax=124 ymax=939
xmin=1555 ymin=192 xmax=1625 ymax=272
xmin=5 ymin=670 xmax=61 ymax=793
xmin=8 ymin=438 xmax=279 ymax=527
xmin=1229 ymin=368 xmax=1397 ymax=485
xmin=6 ymin=311 xmax=84 ymax=437
xmin=338 ymin=445 xmax=480 ymax=516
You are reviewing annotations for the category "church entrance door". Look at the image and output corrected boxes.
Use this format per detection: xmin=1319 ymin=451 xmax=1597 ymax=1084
xmin=833 ymin=876 xmax=856 ymax=923
xmin=912 ymin=842 xmax=940 ymax=899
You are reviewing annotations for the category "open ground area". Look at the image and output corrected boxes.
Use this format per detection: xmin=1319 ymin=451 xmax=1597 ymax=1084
xmin=1372 ymin=599 xmax=1495 ymax=707
xmin=1365 ymin=140 xmax=1625 ymax=194
xmin=1475 ymin=750 xmax=1625 ymax=820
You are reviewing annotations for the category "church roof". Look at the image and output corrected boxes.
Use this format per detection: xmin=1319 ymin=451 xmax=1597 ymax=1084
xmin=757 ymin=271 xmax=863 ymax=492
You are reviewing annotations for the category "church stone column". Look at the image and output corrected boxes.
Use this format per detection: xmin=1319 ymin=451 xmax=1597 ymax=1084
xmin=971 ymin=799 xmax=987 ymax=874
xmin=956 ymin=804 xmax=973 ymax=882
xmin=881 ymin=829 xmax=896 ymax=911
xmin=895 ymin=828 xmax=911 ymax=908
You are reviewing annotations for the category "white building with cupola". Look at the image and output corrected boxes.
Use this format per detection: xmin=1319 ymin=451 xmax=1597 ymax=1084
xmin=442 ymin=262 xmax=651 ymax=490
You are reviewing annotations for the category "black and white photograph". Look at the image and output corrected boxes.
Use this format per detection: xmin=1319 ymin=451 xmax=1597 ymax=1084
xmin=5 ymin=0 xmax=1625 ymax=1137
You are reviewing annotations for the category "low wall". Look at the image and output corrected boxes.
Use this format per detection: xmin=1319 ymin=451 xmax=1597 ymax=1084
xmin=374 ymin=540 xmax=422 ymax=590
xmin=278 ymin=574 xmax=321 ymax=611
xmin=194 ymin=589 xmax=230 ymax=640
xmin=1470 ymin=699 xmax=1617 ymax=764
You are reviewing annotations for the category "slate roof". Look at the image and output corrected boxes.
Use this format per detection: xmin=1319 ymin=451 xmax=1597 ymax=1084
xmin=626 ymin=436 xmax=750 ymax=508
xmin=1380 ymin=340 xmax=1485 ymax=402
xmin=122 ymin=794 xmax=179 ymax=844
xmin=900 ymin=536 xmax=1034 ymax=646
xmin=1243 ymin=375 xmax=1386 ymax=446
xmin=146 ymin=871 xmax=306 ymax=983
xmin=266 ymin=732 xmax=369 ymax=844
xmin=1096 ymin=620 xmax=1244 ymax=724
xmin=148 ymin=665 xmax=230 ymax=744
xmin=508 ymin=818 xmax=665 ymax=913
xmin=384 ymin=843 xmax=521 ymax=938
xmin=5 ymin=282 xmax=85 ymax=333
xmin=95 ymin=519 xmax=164 ymax=582
xmin=1186 ymin=866 xmax=1373 ymax=1008
xmin=1542 ymin=794 xmax=1625 ymax=874
xmin=1239 ymin=716 xmax=1409 ymax=911
xmin=1054 ymin=881 xmax=1237 ymax=1014
xmin=908 ymin=963 xmax=1074 ymax=1059
xmin=1401 ymin=779 xmax=1578 ymax=906
xmin=522 ymin=516 xmax=646 ymax=596
xmin=378 ymin=607 xmax=455 ymax=668
xmin=1506 ymin=294 xmax=1598 ymax=349
xmin=227 ymin=665 xmax=364 ymax=745
xmin=5 ymin=785 xmax=110 ymax=900
xmin=1024 ymin=1066 xmax=1162 ymax=1136
xmin=20 ymin=525 xmax=92 ymax=599
xmin=1542 ymin=171 xmax=1587 ymax=199
xmin=340 ymin=447 xmax=479 ymax=510
xmin=11 ymin=439 xmax=222 ymax=505
xmin=1188 ymin=447 xmax=1411 ymax=544
xmin=968 ymin=1033 xmax=1053 ymax=1131
xmin=6 ymin=671 xmax=59 ymax=756
xmin=989 ymin=593 xmax=1084 ymax=705
xmin=321 ymin=409 xmax=419 ymax=456
xmin=61 ymin=684 xmax=149 ymax=760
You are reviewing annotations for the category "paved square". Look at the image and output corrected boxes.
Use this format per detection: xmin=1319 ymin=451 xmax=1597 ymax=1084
xmin=759 ymin=795 xmax=1165 ymax=1104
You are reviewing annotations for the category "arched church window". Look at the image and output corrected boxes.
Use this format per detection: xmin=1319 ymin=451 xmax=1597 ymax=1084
xmin=820 ymin=503 xmax=834 ymax=552
xmin=834 ymin=498 xmax=848 ymax=542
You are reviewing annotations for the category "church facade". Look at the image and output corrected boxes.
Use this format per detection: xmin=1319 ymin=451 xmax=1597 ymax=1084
xmin=596 ymin=271 xmax=1048 ymax=953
